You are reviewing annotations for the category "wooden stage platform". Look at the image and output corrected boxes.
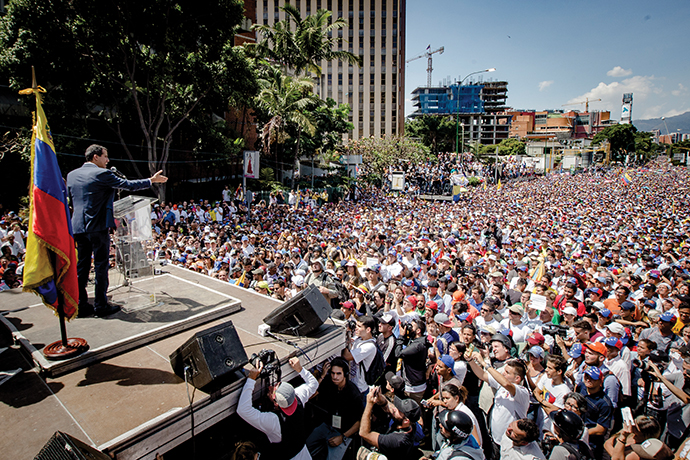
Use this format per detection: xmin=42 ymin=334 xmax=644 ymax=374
xmin=0 ymin=265 xmax=345 ymax=460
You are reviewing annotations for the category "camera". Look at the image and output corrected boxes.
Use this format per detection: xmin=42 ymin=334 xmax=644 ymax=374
xmin=345 ymin=319 xmax=357 ymax=332
xmin=401 ymin=321 xmax=416 ymax=340
xmin=249 ymin=349 xmax=281 ymax=379
xmin=542 ymin=324 xmax=569 ymax=338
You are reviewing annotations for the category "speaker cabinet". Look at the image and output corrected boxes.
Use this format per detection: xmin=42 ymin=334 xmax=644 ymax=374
xmin=169 ymin=321 xmax=248 ymax=389
xmin=263 ymin=284 xmax=331 ymax=336
xmin=34 ymin=431 xmax=110 ymax=460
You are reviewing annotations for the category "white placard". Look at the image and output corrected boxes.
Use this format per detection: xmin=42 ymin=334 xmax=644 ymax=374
xmin=530 ymin=293 xmax=548 ymax=311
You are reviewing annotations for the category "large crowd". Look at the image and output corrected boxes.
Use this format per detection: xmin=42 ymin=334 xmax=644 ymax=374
xmin=3 ymin=155 xmax=690 ymax=460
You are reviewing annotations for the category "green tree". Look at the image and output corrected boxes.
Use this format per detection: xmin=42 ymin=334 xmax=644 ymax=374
xmin=478 ymin=138 xmax=526 ymax=157
xmin=301 ymin=98 xmax=353 ymax=160
xmin=256 ymin=67 xmax=320 ymax=189
xmin=405 ymin=115 xmax=457 ymax=155
xmin=0 ymin=0 xmax=255 ymax=201
xmin=251 ymin=5 xmax=361 ymax=78
xmin=345 ymin=136 xmax=431 ymax=184
xmin=592 ymin=124 xmax=637 ymax=162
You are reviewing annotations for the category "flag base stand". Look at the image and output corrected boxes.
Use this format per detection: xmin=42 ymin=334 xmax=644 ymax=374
xmin=43 ymin=338 xmax=89 ymax=361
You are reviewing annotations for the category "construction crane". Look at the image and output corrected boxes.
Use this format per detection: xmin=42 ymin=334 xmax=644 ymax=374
xmin=562 ymin=97 xmax=602 ymax=113
xmin=407 ymin=46 xmax=444 ymax=88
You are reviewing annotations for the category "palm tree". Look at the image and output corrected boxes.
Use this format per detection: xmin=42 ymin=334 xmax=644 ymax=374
xmin=257 ymin=67 xmax=320 ymax=188
xmin=252 ymin=5 xmax=361 ymax=78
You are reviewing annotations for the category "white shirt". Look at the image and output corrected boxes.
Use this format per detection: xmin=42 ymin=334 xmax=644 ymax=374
xmin=237 ymin=368 xmax=318 ymax=460
xmin=475 ymin=316 xmax=500 ymax=331
xmin=536 ymin=377 xmax=571 ymax=431
xmin=500 ymin=432 xmax=546 ymax=460
xmin=453 ymin=361 xmax=468 ymax=388
xmin=605 ymin=354 xmax=631 ymax=396
xmin=500 ymin=319 xmax=531 ymax=343
xmin=350 ymin=337 xmax=377 ymax=392
xmin=488 ymin=373 xmax=530 ymax=441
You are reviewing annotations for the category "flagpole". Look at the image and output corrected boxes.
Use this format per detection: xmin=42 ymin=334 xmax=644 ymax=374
xmin=23 ymin=67 xmax=88 ymax=360
xmin=31 ymin=68 xmax=67 ymax=349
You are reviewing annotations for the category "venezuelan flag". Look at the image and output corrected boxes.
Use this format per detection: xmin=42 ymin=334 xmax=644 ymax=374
xmin=21 ymin=87 xmax=79 ymax=320
xmin=622 ymin=172 xmax=632 ymax=185
xmin=497 ymin=179 xmax=502 ymax=191
xmin=231 ymin=270 xmax=247 ymax=288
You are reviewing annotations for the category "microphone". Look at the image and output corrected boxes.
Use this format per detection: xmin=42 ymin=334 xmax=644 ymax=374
xmin=111 ymin=166 xmax=127 ymax=179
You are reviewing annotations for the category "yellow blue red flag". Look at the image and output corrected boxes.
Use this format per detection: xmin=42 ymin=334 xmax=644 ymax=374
xmin=622 ymin=172 xmax=632 ymax=185
xmin=20 ymin=87 xmax=79 ymax=320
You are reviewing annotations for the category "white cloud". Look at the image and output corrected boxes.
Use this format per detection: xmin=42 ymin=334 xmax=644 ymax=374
xmin=663 ymin=108 xmax=687 ymax=118
xmin=672 ymin=83 xmax=688 ymax=97
xmin=607 ymin=66 xmax=632 ymax=77
xmin=538 ymin=80 xmax=553 ymax=91
xmin=567 ymin=75 xmax=665 ymax=118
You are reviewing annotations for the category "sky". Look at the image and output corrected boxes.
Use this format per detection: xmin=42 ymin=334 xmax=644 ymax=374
xmin=404 ymin=0 xmax=690 ymax=124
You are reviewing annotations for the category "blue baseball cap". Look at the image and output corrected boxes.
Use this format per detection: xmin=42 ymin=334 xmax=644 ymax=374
xmin=456 ymin=312 xmax=470 ymax=322
xmin=620 ymin=301 xmax=636 ymax=311
xmin=527 ymin=346 xmax=545 ymax=359
xmin=598 ymin=309 xmax=612 ymax=318
xmin=583 ymin=366 xmax=603 ymax=381
xmin=438 ymin=354 xmax=456 ymax=375
xmin=604 ymin=337 xmax=623 ymax=350
xmin=659 ymin=312 xmax=677 ymax=323
xmin=568 ymin=343 xmax=583 ymax=359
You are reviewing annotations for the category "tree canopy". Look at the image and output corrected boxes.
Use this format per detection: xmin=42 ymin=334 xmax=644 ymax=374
xmin=345 ymin=136 xmax=431 ymax=183
xmin=405 ymin=115 xmax=457 ymax=155
xmin=592 ymin=124 xmax=637 ymax=162
xmin=0 ymin=0 xmax=256 ymax=200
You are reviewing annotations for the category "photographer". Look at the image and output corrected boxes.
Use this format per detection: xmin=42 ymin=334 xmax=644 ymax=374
xmin=359 ymin=387 xmax=422 ymax=459
xmin=237 ymin=356 xmax=319 ymax=460
xmin=469 ymin=354 xmax=530 ymax=460
xmin=638 ymin=350 xmax=685 ymax=433
xmin=395 ymin=317 xmax=430 ymax=404
xmin=342 ymin=315 xmax=379 ymax=395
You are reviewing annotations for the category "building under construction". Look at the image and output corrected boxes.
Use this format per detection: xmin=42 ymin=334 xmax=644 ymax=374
xmin=409 ymin=80 xmax=510 ymax=145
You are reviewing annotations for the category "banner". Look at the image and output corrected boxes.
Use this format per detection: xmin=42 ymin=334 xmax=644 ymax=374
xmin=243 ymin=150 xmax=260 ymax=179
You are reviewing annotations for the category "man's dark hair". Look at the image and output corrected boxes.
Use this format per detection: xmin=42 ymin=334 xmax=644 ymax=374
xmin=329 ymin=357 xmax=350 ymax=380
xmin=516 ymin=418 xmax=539 ymax=444
xmin=547 ymin=355 xmax=568 ymax=374
xmin=564 ymin=282 xmax=577 ymax=292
xmin=358 ymin=315 xmax=377 ymax=333
xmin=85 ymin=144 xmax=106 ymax=161
xmin=572 ymin=319 xmax=592 ymax=331
xmin=516 ymin=277 xmax=528 ymax=287
xmin=506 ymin=359 xmax=526 ymax=381
xmin=639 ymin=338 xmax=657 ymax=351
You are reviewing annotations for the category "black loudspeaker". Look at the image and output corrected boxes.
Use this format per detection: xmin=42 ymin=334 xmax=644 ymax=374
xmin=34 ymin=431 xmax=110 ymax=460
xmin=169 ymin=321 xmax=248 ymax=389
xmin=263 ymin=284 xmax=331 ymax=336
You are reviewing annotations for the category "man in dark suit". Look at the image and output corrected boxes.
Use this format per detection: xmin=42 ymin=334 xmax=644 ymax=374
xmin=66 ymin=144 xmax=167 ymax=317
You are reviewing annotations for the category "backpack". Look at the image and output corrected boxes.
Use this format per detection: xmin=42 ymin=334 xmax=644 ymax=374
xmin=560 ymin=440 xmax=594 ymax=460
xmin=330 ymin=277 xmax=350 ymax=309
xmin=360 ymin=343 xmax=386 ymax=385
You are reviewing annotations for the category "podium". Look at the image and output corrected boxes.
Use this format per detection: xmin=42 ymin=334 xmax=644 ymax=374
xmin=111 ymin=195 xmax=158 ymax=311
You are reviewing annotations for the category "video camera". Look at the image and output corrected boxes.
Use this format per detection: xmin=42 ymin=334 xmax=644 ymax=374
xmin=542 ymin=324 xmax=569 ymax=338
xmin=249 ymin=349 xmax=281 ymax=380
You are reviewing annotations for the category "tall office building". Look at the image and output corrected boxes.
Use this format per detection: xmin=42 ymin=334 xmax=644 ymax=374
xmin=255 ymin=0 xmax=406 ymax=139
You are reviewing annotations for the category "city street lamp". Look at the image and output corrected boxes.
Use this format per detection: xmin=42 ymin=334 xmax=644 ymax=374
xmin=455 ymin=68 xmax=496 ymax=159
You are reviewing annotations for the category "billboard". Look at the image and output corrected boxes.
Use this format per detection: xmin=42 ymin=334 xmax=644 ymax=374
xmin=621 ymin=93 xmax=633 ymax=124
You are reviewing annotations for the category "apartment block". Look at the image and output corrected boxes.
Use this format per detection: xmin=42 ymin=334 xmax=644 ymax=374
xmin=255 ymin=0 xmax=406 ymax=139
